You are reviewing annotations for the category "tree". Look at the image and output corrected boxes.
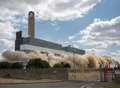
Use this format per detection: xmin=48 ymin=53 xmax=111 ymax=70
xmin=53 ymin=62 xmax=70 ymax=68
xmin=0 ymin=62 xmax=11 ymax=69
xmin=26 ymin=59 xmax=50 ymax=68
xmin=53 ymin=63 xmax=64 ymax=68
xmin=0 ymin=62 xmax=24 ymax=69
xmin=64 ymin=63 xmax=71 ymax=68
xmin=10 ymin=62 xmax=23 ymax=69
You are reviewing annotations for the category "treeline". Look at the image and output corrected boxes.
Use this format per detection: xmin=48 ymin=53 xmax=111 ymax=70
xmin=0 ymin=59 xmax=70 ymax=69
xmin=0 ymin=62 xmax=23 ymax=69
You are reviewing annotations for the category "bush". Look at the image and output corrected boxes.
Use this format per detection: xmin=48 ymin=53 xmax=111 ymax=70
xmin=26 ymin=59 xmax=50 ymax=68
xmin=53 ymin=62 xmax=70 ymax=68
xmin=64 ymin=63 xmax=71 ymax=68
xmin=53 ymin=63 xmax=64 ymax=68
xmin=0 ymin=62 xmax=11 ymax=69
xmin=0 ymin=62 xmax=24 ymax=69
xmin=10 ymin=62 xmax=23 ymax=69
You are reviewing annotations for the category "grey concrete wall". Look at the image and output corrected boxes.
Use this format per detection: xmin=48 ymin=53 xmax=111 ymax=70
xmin=69 ymin=71 xmax=100 ymax=81
xmin=0 ymin=68 xmax=68 ymax=80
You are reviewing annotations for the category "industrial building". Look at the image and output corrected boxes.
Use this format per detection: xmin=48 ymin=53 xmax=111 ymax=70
xmin=15 ymin=11 xmax=85 ymax=55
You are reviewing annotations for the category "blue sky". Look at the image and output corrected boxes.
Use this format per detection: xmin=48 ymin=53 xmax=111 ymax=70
xmin=0 ymin=0 xmax=120 ymax=60
xmin=20 ymin=0 xmax=120 ymax=43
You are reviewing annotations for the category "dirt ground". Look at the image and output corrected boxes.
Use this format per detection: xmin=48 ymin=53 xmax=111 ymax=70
xmin=0 ymin=77 xmax=61 ymax=84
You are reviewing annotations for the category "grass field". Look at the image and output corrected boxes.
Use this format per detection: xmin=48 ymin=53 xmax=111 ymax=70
xmin=104 ymin=83 xmax=120 ymax=88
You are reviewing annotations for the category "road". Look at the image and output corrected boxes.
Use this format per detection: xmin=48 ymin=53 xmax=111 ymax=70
xmin=0 ymin=81 xmax=105 ymax=88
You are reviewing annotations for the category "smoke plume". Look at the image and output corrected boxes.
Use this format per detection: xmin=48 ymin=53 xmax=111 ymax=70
xmin=2 ymin=50 xmax=117 ymax=69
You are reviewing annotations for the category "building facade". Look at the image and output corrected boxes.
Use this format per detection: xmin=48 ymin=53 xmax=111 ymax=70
xmin=15 ymin=11 xmax=85 ymax=55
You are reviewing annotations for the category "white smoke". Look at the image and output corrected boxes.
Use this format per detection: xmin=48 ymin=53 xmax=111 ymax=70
xmin=2 ymin=50 xmax=30 ymax=62
xmin=2 ymin=50 xmax=118 ymax=69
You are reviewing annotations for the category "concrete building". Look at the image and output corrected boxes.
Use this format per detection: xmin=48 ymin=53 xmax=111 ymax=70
xmin=15 ymin=11 xmax=85 ymax=55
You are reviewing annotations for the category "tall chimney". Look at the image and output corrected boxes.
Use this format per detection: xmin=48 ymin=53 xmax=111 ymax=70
xmin=15 ymin=31 xmax=22 ymax=51
xmin=28 ymin=11 xmax=35 ymax=38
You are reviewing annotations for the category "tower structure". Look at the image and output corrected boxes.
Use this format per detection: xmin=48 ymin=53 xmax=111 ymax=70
xmin=28 ymin=11 xmax=35 ymax=38
xmin=15 ymin=31 xmax=22 ymax=50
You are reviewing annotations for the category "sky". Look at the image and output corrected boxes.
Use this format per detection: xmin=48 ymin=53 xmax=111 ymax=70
xmin=0 ymin=0 xmax=120 ymax=61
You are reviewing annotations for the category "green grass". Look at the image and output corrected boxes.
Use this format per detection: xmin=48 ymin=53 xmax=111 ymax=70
xmin=104 ymin=83 xmax=120 ymax=88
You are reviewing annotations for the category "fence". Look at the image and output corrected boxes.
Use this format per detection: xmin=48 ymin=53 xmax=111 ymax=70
xmin=0 ymin=68 xmax=68 ymax=80
xmin=68 ymin=69 xmax=100 ymax=81
xmin=0 ymin=68 xmax=115 ymax=82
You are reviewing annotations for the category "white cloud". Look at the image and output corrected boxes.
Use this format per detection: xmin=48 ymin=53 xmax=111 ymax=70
xmin=0 ymin=0 xmax=101 ymax=21
xmin=0 ymin=22 xmax=17 ymax=39
xmin=81 ymin=16 xmax=120 ymax=43
xmin=68 ymin=16 xmax=120 ymax=59
xmin=0 ymin=0 xmax=101 ymax=59
xmin=0 ymin=39 xmax=14 ymax=52
xmin=68 ymin=36 xmax=75 ymax=40
xmin=0 ymin=21 xmax=16 ymax=53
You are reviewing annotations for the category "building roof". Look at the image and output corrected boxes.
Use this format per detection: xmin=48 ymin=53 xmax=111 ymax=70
xmin=21 ymin=37 xmax=85 ymax=55
xmin=22 ymin=37 xmax=63 ymax=50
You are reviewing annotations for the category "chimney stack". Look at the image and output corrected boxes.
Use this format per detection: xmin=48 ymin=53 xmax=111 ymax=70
xmin=28 ymin=11 xmax=35 ymax=38
xmin=15 ymin=31 xmax=22 ymax=50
